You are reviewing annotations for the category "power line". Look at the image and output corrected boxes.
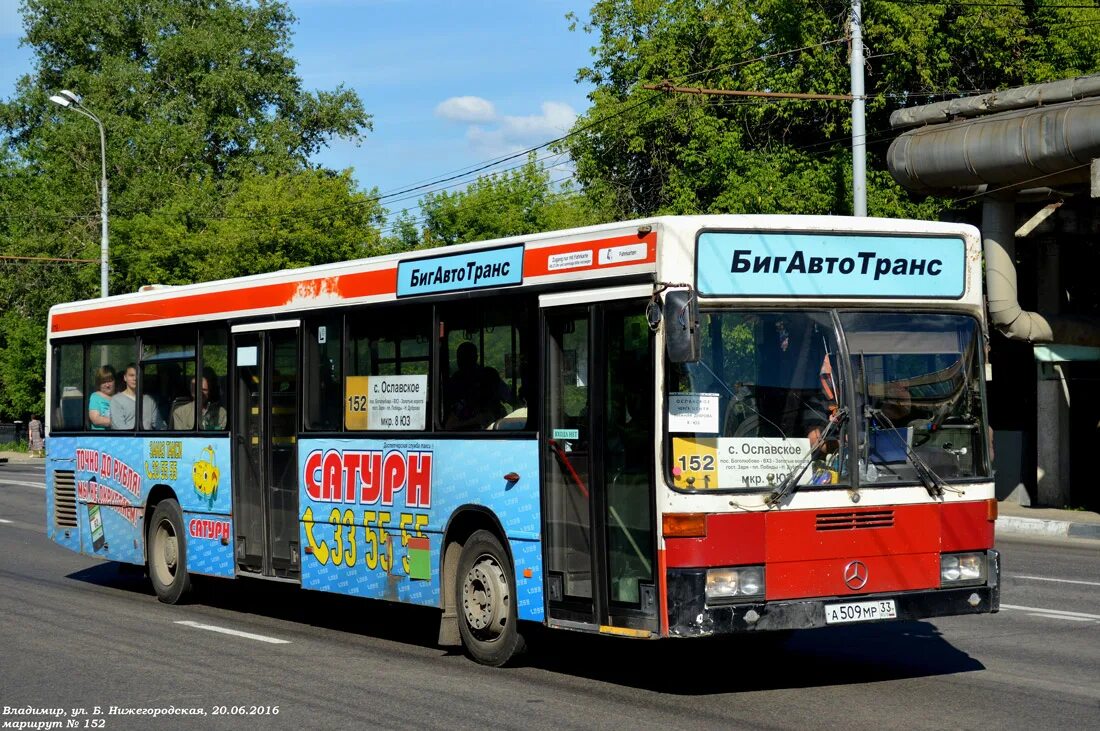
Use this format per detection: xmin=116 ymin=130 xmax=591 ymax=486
xmin=644 ymin=82 xmax=853 ymax=101
xmin=886 ymin=0 xmax=1099 ymax=7
xmin=0 ymin=254 xmax=97 ymax=263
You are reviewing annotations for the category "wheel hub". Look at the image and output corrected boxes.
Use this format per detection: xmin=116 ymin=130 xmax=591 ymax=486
xmin=462 ymin=556 xmax=509 ymax=639
xmin=162 ymin=530 xmax=178 ymax=570
xmin=153 ymin=520 xmax=178 ymax=584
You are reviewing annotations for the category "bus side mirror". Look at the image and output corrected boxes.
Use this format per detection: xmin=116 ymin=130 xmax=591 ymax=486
xmin=663 ymin=289 xmax=700 ymax=363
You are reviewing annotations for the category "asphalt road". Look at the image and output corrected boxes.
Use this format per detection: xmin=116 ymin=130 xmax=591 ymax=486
xmin=0 ymin=462 xmax=1097 ymax=731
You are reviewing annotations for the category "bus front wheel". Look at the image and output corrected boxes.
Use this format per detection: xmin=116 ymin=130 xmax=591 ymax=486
xmin=147 ymin=498 xmax=191 ymax=604
xmin=456 ymin=530 xmax=523 ymax=666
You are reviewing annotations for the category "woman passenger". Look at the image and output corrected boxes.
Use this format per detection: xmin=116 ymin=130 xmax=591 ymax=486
xmin=87 ymin=365 xmax=115 ymax=430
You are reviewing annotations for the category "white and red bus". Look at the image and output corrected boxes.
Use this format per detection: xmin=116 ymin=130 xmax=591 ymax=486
xmin=44 ymin=215 xmax=998 ymax=665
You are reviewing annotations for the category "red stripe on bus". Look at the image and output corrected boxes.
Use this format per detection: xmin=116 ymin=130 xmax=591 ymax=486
xmin=767 ymin=552 xmax=939 ymax=600
xmin=523 ymin=232 xmax=657 ymax=278
xmin=51 ymin=268 xmax=397 ymax=333
xmin=664 ymin=513 xmax=766 ymax=568
xmin=663 ymin=504 xmax=989 ymax=571
xmin=940 ymin=500 xmax=995 ymax=551
xmin=765 ymin=504 xmax=941 ymax=562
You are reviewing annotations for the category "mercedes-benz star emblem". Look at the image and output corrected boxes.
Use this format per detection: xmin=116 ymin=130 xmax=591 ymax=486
xmin=844 ymin=560 xmax=869 ymax=590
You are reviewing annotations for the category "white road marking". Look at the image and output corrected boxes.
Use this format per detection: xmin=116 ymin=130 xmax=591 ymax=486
xmin=1010 ymin=574 xmax=1100 ymax=588
xmin=1026 ymin=613 xmax=1095 ymax=622
xmin=0 ymin=479 xmax=45 ymax=489
xmin=0 ymin=518 xmax=12 ymax=524
xmin=174 ymin=620 xmax=290 ymax=644
xmin=1001 ymin=604 xmax=1100 ymax=621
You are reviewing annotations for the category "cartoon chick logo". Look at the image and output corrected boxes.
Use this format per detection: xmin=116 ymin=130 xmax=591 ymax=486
xmin=193 ymin=445 xmax=220 ymax=508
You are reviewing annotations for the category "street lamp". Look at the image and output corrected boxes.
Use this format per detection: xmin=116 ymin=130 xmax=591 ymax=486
xmin=49 ymin=89 xmax=109 ymax=298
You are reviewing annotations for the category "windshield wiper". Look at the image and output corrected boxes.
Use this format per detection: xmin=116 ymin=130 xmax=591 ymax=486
xmin=765 ymin=407 xmax=848 ymax=508
xmin=868 ymin=407 xmax=947 ymax=498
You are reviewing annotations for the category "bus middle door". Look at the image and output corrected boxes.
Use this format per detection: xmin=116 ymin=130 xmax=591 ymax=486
xmin=232 ymin=322 xmax=301 ymax=580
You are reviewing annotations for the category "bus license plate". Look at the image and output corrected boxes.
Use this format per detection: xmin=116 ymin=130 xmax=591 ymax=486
xmin=824 ymin=599 xmax=897 ymax=624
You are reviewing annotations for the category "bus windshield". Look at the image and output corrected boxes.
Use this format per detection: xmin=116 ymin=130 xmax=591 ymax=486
xmin=843 ymin=312 xmax=988 ymax=486
xmin=666 ymin=310 xmax=989 ymax=491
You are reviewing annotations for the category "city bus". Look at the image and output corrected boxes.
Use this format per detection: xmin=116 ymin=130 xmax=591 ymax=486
xmin=44 ymin=215 xmax=999 ymax=666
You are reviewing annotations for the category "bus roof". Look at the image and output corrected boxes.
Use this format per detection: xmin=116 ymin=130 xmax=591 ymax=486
xmin=47 ymin=215 xmax=980 ymax=338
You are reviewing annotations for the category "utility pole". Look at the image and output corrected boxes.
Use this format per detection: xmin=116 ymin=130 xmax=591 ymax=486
xmin=850 ymin=0 xmax=867 ymax=216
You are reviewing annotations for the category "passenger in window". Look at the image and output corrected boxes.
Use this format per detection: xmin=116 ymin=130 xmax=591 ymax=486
xmin=444 ymin=341 xmax=511 ymax=429
xmin=88 ymin=365 xmax=115 ymax=430
xmin=171 ymin=369 xmax=227 ymax=430
xmin=110 ymin=364 xmax=163 ymax=430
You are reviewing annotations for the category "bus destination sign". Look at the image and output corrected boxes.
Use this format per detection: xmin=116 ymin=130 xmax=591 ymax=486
xmin=696 ymin=231 xmax=966 ymax=298
xmin=397 ymin=244 xmax=524 ymax=297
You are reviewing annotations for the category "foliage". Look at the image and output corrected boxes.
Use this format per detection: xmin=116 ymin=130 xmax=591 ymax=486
xmin=0 ymin=309 xmax=46 ymax=418
xmin=0 ymin=0 xmax=380 ymax=419
xmin=385 ymin=155 xmax=608 ymax=249
xmin=563 ymin=0 xmax=1100 ymax=219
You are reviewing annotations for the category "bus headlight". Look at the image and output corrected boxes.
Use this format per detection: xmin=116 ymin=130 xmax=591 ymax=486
xmin=706 ymin=566 xmax=765 ymax=603
xmin=940 ymin=552 xmax=986 ymax=586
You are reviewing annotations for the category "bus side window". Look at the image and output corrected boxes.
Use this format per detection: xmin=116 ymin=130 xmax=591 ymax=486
xmin=200 ymin=328 xmax=229 ymax=432
xmin=304 ymin=316 xmax=343 ymax=431
xmin=440 ymin=297 xmax=532 ymax=432
xmin=53 ymin=343 xmax=83 ymax=431
xmin=140 ymin=332 xmax=195 ymax=431
xmin=86 ymin=336 xmax=136 ymax=431
xmin=347 ymin=305 xmax=431 ymax=432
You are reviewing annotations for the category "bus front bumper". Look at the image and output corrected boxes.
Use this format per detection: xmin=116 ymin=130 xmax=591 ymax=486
xmin=666 ymin=550 xmax=1000 ymax=637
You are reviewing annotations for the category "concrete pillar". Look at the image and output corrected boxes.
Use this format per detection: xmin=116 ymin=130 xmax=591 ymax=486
xmin=1035 ymin=241 xmax=1071 ymax=506
xmin=1036 ymin=362 xmax=1071 ymax=506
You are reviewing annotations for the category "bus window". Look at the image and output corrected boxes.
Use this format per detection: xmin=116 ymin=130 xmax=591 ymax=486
xmin=304 ymin=315 xmax=343 ymax=431
xmin=86 ymin=337 xmax=136 ymax=431
xmin=347 ymin=305 xmax=431 ymax=431
xmin=199 ymin=328 xmax=229 ymax=431
xmin=440 ymin=298 xmax=531 ymax=431
xmin=141 ymin=332 xmax=195 ymax=431
xmin=52 ymin=343 xmax=83 ymax=431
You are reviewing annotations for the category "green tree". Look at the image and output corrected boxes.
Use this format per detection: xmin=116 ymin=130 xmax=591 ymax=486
xmin=389 ymin=155 xmax=607 ymax=249
xmin=0 ymin=310 xmax=46 ymax=420
xmin=564 ymin=0 xmax=1100 ymax=219
xmin=206 ymin=169 xmax=385 ymax=279
xmin=0 ymin=0 xmax=381 ymax=419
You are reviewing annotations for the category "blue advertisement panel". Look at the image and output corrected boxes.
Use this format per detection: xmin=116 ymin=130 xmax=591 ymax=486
xmin=696 ymin=231 xmax=966 ymax=298
xmin=184 ymin=511 xmax=235 ymax=577
xmin=298 ymin=438 xmax=544 ymax=621
xmin=47 ymin=436 xmax=234 ymax=577
xmin=396 ymin=244 xmax=524 ymax=297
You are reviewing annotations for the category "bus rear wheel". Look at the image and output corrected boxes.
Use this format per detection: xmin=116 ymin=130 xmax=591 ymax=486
xmin=456 ymin=530 xmax=523 ymax=666
xmin=147 ymin=498 xmax=191 ymax=604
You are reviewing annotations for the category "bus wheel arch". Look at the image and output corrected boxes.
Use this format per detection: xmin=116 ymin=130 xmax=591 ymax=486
xmin=439 ymin=507 xmax=523 ymax=665
xmin=144 ymin=487 xmax=192 ymax=604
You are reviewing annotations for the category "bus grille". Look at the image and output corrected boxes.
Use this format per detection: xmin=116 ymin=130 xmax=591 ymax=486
xmin=816 ymin=510 xmax=894 ymax=531
xmin=53 ymin=470 xmax=78 ymax=527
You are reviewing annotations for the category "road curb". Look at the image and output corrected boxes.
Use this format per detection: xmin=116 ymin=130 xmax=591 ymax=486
xmin=1068 ymin=522 xmax=1100 ymax=540
xmin=997 ymin=516 xmax=1100 ymax=541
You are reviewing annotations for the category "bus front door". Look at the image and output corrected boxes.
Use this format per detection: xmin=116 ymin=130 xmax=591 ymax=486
xmin=542 ymin=296 xmax=657 ymax=634
xmin=232 ymin=324 xmax=301 ymax=580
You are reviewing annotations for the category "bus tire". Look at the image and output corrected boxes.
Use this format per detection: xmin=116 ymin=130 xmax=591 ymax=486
xmin=147 ymin=499 xmax=191 ymax=604
xmin=455 ymin=530 xmax=523 ymax=666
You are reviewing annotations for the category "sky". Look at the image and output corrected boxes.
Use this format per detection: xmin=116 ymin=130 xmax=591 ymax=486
xmin=0 ymin=0 xmax=596 ymax=218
